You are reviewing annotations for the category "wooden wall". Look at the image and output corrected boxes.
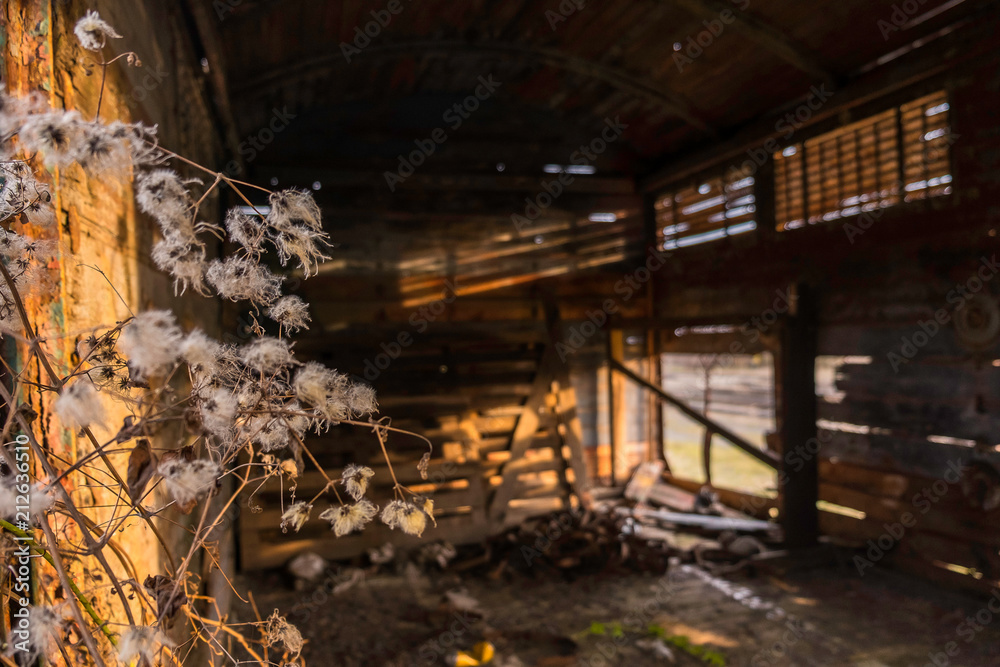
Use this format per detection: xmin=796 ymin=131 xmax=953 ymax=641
xmin=2 ymin=0 xmax=229 ymax=642
xmin=643 ymin=27 xmax=1000 ymax=593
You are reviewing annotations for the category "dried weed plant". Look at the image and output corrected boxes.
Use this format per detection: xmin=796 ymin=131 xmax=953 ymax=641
xmin=0 ymin=10 xmax=434 ymax=666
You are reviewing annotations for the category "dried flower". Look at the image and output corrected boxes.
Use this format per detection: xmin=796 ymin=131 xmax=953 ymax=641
xmin=136 ymin=169 xmax=196 ymax=242
xmin=157 ymin=458 xmax=220 ymax=511
xmin=180 ymin=329 xmax=224 ymax=379
xmin=224 ymin=207 xmax=266 ymax=256
xmin=76 ymin=122 xmax=130 ymax=177
xmin=17 ymin=606 xmax=66 ymax=659
xmin=283 ymin=401 xmax=312 ymax=438
xmin=206 ymin=256 xmax=283 ymax=306
xmin=53 ymin=380 xmax=104 ymax=430
xmin=292 ymin=361 xmax=347 ymax=420
xmin=264 ymin=189 xmax=330 ymax=276
xmin=381 ymin=500 xmax=428 ymax=536
xmin=270 ymin=225 xmax=330 ymax=277
xmin=264 ymin=609 xmax=303 ymax=657
xmin=240 ymin=415 xmax=290 ymax=452
xmin=341 ymin=464 xmax=374 ymax=501
xmin=240 ymin=336 xmax=294 ymax=374
xmin=198 ymin=387 xmax=237 ymax=438
xmin=346 ymin=382 xmax=378 ymax=416
xmin=118 ymin=310 xmax=184 ymax=380
xmin=267 ymin=189 xmax=323 ymax=232
xmin=267 ymin=295 xmax=311 ymax=333
xmin=117 ymin=625 xmax=173 ymax=665
xmin=400 ymin=503 xmax=428 ymax=536
xmin=0 ymin=480 xmax=45 ymax=521
xmin=320 ymin=499 xmax=377 ymax=537
xmin=151 ymin=237 xmax=207 ymax=296
xmin=280 ymin=502 xmax=312 ymax=533
xmin=381 ymin=499 xmax=406 ymax=528
xmin=421 ymin=497 xmax=436 ymax=527
xmin=19 ymin=111 xmax=84 ymax=167
xmin=74 ymin=10 xmax=122 ymax=51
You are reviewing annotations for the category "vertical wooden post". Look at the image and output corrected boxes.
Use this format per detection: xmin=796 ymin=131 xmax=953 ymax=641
xmin=779 ymin=284 xmax=819 ymax=548
xmin=606 ymin=329 xmax=625 ymax=485
xmin=647 ymin=331 xmax=664 ymax=463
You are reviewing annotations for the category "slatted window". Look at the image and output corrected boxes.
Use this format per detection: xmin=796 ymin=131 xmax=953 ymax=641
xmin=775 ymin=91 xmax=952 ymax=231
xmin=656 ymin=167 xmax=757 ymax=249
xmin=902 ymin=91 xmax=953 ymax=201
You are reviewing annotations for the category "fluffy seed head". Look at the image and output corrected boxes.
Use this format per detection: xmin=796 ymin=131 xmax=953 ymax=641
xmin=264 ymin=610 xmax=303 ymax=657
xmin=117 ymin=626 xmax=173 ymax=665
xmin=136 ymin=170 xmax=195 ymax=242
xmin=53 ymin=380 xmax=104 ymax=430
xmin=19 ymin=111 xmax=85 ymax=167
xmin=320 ymin=499 xmax=378 ymax=537
xmin=280 ymin=502 xmax=312 ymax=533
xmin=152 ymin=237 xmax=208 ymax=296
xmin=240 ymin=337 xmax=294 ymax=374
xmin=381 ymin=499 xmax=429 ymax=535
xmin=205 ymin=256 xmax=283 ymax=306
xmin=346 ymin=382 xmax=378 ymax=416
xmin=341 ymin=464 xmax=374 ymax=501
xmin=224 ymin=207 xmax=266 ymax=256
xmin=74 ymin=10 xmax=122 ymax=51
xmin=118 ymin=310 xmax=184 ymax=379
xmin=267 ymin=295 xmax=311 ymax=333
xmin=180 ymin=329 xmax=224 ymax=380
xmin=267 ymin=189 xmax=323 ymax=232
xmin=158 ymin=458 xmax=220 ymax=510
xmin=198 ymin=387 xmax=238 ymax=438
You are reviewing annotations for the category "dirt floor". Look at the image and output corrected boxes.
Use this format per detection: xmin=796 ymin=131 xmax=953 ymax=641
xmin=233 ymin=554 xmax=1000 ymax=666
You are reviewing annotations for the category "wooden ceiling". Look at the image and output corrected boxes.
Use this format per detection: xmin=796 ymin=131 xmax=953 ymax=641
xmin=184 ymin=0 xmax=987 ymax=310
xmin=209 ymin=0 xmax=978 ymax=173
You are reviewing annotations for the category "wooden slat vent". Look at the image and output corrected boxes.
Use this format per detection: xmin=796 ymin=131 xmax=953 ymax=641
xmin=775 ymin=90 xmax=952 ymax=231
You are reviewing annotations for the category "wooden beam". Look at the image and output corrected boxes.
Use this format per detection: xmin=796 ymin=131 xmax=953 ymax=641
xmin=608 ymin=358 xmax=780 ymax=469
xmin=778 ymin=284 xmax=819 ymax=549
xmin=259 ymin=167 xmax=637 ymax=195
xmin=231 ymin=40 xmax=715 ymax=134
xmin=640 ymin=11 xmax=994 ymax=193
xmin=672 ymin=0 xmax=836 ymax=85
xmin=606 ymin=330 xmax=626 ymax=484
xmin=542 ymin=299 xmax=593 ymax=503
xmin=489 ymin=347 xmax=559 ymax=524
xmin=182 ymin=0 xmax=243 ymax=164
